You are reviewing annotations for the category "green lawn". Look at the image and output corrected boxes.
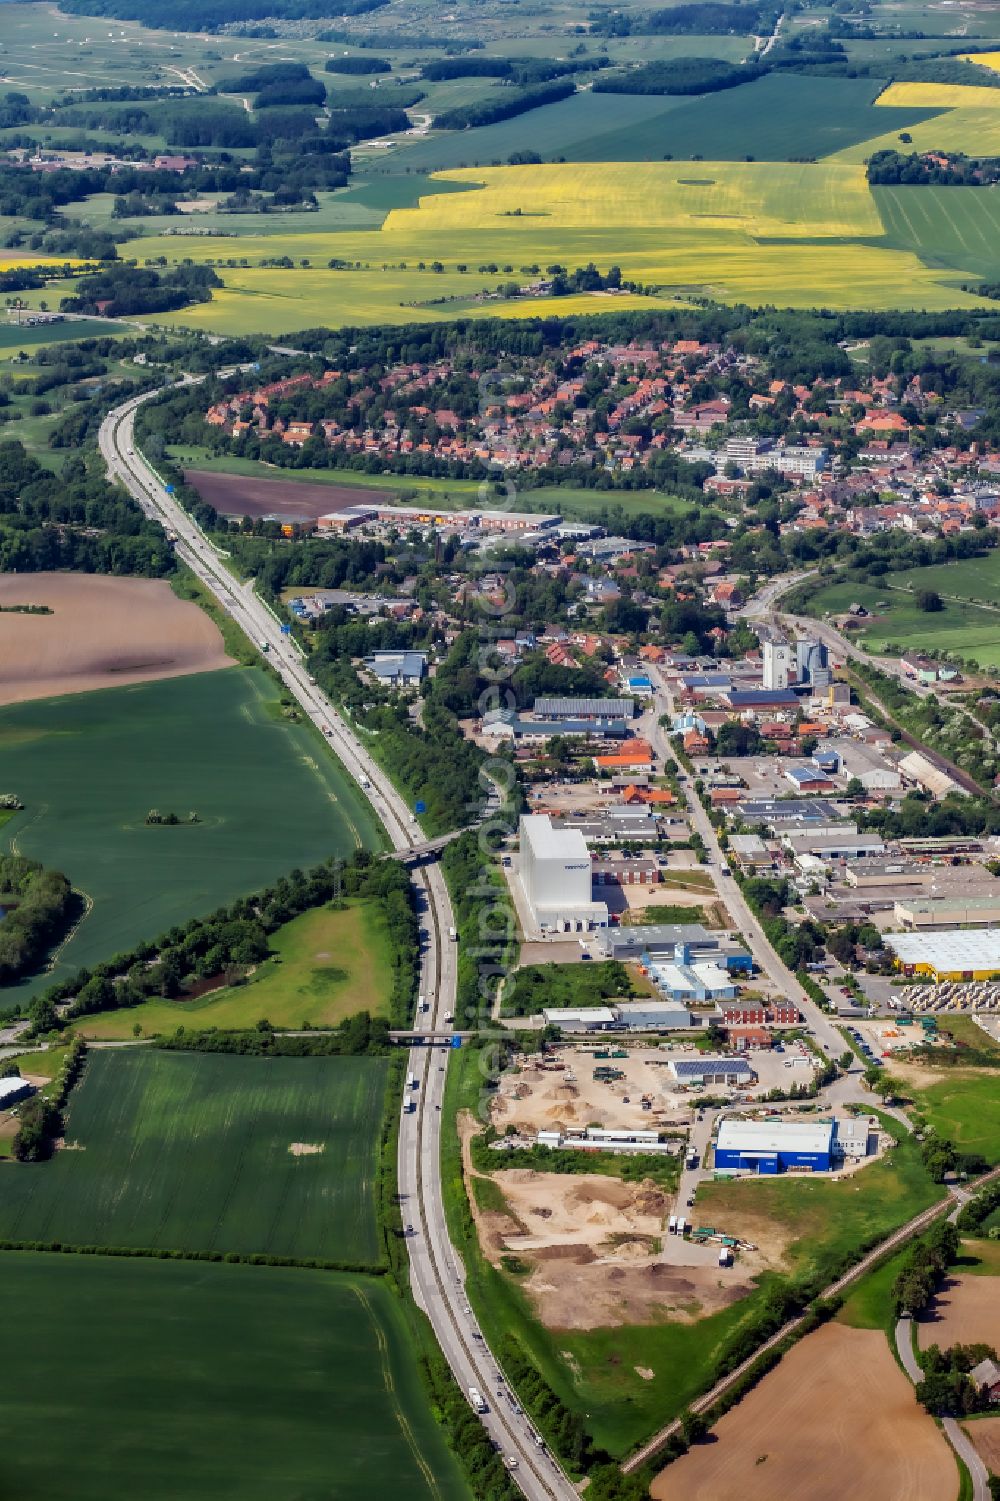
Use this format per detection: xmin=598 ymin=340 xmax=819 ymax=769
xmin=0 ymin=1252 xmax=469 ymax=1501
xmin=837 ymin=1245 xmax=913 ymax=1332
xmin=0 ymin=668 xmax=383 ymax=1008
xmin=79 ymin=898 xmax=393 ymax=1039
xmin=0 ymin=1049 xmax=388 ymax=1262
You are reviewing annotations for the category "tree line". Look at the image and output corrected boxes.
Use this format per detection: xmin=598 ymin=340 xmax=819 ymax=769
xmin=23 ymin=852 xmax=417 ymax=1038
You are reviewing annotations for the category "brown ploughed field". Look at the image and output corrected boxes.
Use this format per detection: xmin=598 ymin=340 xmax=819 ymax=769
xmin=0 ymin=574 xmax=232 ymax=704
xmin=918 ymin=1272 xmax=1000 ymax=1353
xmin=652 ymin=1324 xmax=957 ymax=1501
xmin=184 ymin=469 xmax=394 ymax=521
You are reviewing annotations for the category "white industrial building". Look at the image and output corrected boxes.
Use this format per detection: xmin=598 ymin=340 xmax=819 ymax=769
xmin=763 ymin=639 xmax=794 ymax=691
xmin=0 ymin=1075 xmax=35 ymax=1109
xmin=647 ymin=956 xmax=738 ymax=1004
xmin=539 ymin=1006 xmax=618 ymax=1032
xmin=518 ymin=814 xmax=609 ymax=932
xmin=884 ymin=928 xmax=1000 ymax=980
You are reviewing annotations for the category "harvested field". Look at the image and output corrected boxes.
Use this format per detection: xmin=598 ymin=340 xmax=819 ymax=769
xmin=967 ymin=1416 xmax=1000 ymax=1475
xmin=918 ymin=1272 xmax=1000 ymax=1352
xmin=0 ymin=574 xmax=231 ymax=705
xmin=652 ymin=1324 xmax=958 ymax=1501
xmin=184 ymin=468 xmax=394 ymax=522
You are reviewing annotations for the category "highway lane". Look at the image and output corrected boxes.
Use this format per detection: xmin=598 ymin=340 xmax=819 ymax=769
xmin=98 ymin=387 xmax=576 ymax=1501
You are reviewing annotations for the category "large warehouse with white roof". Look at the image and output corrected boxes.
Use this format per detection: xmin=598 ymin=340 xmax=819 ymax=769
xmin=885 ymin=928 xmax=1000 ymax=981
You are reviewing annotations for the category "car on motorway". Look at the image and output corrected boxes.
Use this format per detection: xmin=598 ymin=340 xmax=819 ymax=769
xmin=505 ymin=1457 xmax=519 ymax=1471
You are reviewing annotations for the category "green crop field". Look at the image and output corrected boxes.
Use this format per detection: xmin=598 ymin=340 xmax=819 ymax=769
xmin=78 ymin=898 xmax=393 ymax=1038
xmin=801 ymin=576 xmax=1000 ymax=667
xmin=387 ymin=76 xmax=936 ymax=172
xmin=0 ymin=669 xmax=382 ymax=1008
xmin=0 ymin=1252 xmax=469 ymax=1501
xmin=0 ymin=1049 xmax=388 ymax=1260
xmin=875 ymin=183 xmax=1000 ymax=280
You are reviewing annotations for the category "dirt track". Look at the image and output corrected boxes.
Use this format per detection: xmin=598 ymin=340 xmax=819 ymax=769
xmin=652 ymin=1324 xmax=957 ymax=1501
xmin=0 ymin=574 xmax=232 ymax=705
xmin=185 ymin=469 xmax=394 ymax=521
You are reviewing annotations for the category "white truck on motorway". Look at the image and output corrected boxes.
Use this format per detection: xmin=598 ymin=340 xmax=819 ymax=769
xmin=468 ymin=1388 xmax=488 ymax=1414
xmin=449 ymin=926 xmax=457 ymax=941
xmin=407 ymin=1071 xmax=418 ymax=1091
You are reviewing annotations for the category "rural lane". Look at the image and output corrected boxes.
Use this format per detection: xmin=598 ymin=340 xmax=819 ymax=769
xmin=98 ymin=385 xmax=577 ymax=1501
xmin=895 ymin=1318 xmax=990 ymax=1501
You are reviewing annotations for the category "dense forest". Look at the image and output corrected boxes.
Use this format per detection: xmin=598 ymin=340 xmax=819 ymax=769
xmin=62 ymin=263 xmax=221 ymax=318
xmin=594 ymin=57 xmax=760 ymax=95
xmin=0 ymin=855 xmax=75 ymax=987
xmin=0 ymin=441 xmax=174 ymax=577
xmin=433 ymin=79 xmax=575 ymax=131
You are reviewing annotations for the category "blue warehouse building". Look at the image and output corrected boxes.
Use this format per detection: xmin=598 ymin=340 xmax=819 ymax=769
xmin=714 ymin=1118 xmax=835 ymax=1174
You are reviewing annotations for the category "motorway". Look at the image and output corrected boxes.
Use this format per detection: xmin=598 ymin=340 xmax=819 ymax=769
xmin=98 ymin=387 xmax=577 ymax=1501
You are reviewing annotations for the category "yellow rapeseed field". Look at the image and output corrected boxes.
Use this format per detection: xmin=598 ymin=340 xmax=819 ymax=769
xmin=138 ymin=160 xmax=987 ymax=335
xmin=874 ymin=81 xmax=1000 ymax=110
xmin=829 ymin=81 xmax=1000 ymax=161
xmin=959 ymin=52 xmax=1000 ymax=72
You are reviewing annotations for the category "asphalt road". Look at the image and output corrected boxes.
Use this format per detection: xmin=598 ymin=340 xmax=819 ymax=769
xmin=99 ymin=386 xmax=576 ymax=1501
xmin=642 ymin=683 xmax=847 ymax=1061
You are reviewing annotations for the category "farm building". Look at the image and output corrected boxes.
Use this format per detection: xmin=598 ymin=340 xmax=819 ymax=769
xmin=885 ymin=929 xmax=1000 ymax=981
xmin=667 ymin=1056 xmax=755 ymax=1087
xmin=715 ymin=1118 xmax=835 ymax=1174
xmin=0 ymin=1076 xmax=35 ymax=1109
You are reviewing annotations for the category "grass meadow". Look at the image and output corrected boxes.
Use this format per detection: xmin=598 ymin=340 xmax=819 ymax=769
xmin=696 ymin=1124 xmax=943 ymax=1286
xmin=0 ymin=668 xmax=382 ymax=1007
xmin=0 ymin=1252 xmax=469 ymax=1501
xmin=910 ymin=1068 xmax=1000 ymax=1164
xmin=78 ymin=898 xmax=394 ymax=1038
xmin=0 ymin=1049 xmax=389 ymax=1261
xmin=803 ymin=576 xmax=1000 ymax=667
